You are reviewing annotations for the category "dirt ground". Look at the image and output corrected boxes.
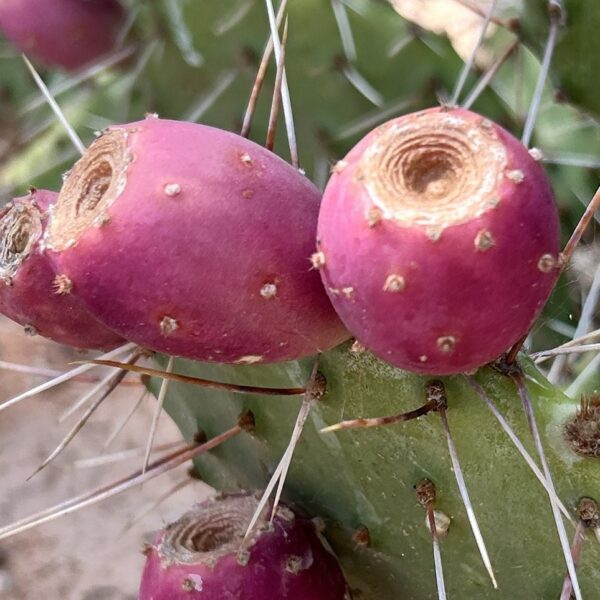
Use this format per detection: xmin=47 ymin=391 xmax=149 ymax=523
xmin=0 ymin=318 xmax=213 ymax=599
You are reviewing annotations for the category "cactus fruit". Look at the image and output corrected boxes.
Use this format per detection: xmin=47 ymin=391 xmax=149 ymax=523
xmin=139 ymin=493 xmax=350 ymax=600
xmin=316 ymin=107 xmax=560 ymax=375
xmin=45 ymin=117 xmax=348 ymax=364
xmin=0 ymin=0 xmax=125 ymax=70
xmin=0 ymin=188 xmax=123 ymax=349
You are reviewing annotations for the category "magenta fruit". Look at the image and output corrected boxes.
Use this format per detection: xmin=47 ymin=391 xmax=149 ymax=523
xmin=0 ymin=0 xmax=125 ymax=70
xmin=139 ymin=494 xmax=351 ymax=600
xmin=316 ymin=107 xmax=560 ymax=375
xmin=45 ymin=117 xmax=348 ymax=364
xmin=0 ymin=189 xmax=124 ymax=349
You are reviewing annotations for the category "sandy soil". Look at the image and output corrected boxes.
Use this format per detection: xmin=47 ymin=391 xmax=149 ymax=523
xmin=0 ymin=318 xmax=213 ymax=599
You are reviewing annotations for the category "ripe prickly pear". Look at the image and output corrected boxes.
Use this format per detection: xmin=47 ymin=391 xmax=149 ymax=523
xmin=316 ymin=107 xmax=560 ymax=375
xmin=139 ymin=493 xmax=351 ymax=600
xmin=45 ymin=117 xmax=348 ymax=364
xmin=0 ymin=0 xmax=125 ymax=70
xmin=0 ymin=189 xmax=123 ymax=349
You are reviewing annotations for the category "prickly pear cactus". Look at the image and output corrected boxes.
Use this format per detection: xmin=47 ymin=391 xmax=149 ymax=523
xmin=150 ymin=348 xmax=600 ymax=599
xmin=1 ymin=1 xmax=600 ymax=599
xmin=141 ymin=2 xmax=599 ymax=598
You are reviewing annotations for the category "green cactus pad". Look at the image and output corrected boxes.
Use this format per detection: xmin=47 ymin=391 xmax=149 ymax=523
xmin=151 ymin=345 xmax=600 ymax=599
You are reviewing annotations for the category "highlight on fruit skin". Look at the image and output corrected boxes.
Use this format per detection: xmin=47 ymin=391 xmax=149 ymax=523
xmin=138 ymin=493 xmax=351 ymax=600
xmin=316 ymin=107 xmax=560 ymax=375
xmin=0 ymin=188 xmax=124 ymax=350
xmin=0 ymin=0 xmax=125 ymax=70
xmin=45 ymin=116 xmax=349 ymax=364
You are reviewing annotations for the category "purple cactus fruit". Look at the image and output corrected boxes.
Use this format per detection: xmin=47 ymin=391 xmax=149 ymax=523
xmin=316 ymin=107 xmax=560 ymax=375
xmin=45 ymin=117 xmax=348 ymax=364
xmin=0 ymin=0 xmax=125 ymax=70
xmin=0 ymin=189 xmax=124 ymax=349
xmin=139 ymin=494 xmax=351 ymax=600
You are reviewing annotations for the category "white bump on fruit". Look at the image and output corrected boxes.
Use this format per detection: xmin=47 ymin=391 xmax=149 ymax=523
xmin=260 ymin=282 xmax=278 ymax=298
xmin=164 ymin=183 xmax=181 ymax=197
xmin=182 ymin=575 xmax=203 ymax=592
xmin=537 ymin=253 xmax=556 ymax=273
xmin=350 ymin=340 xmax=366 ymax=353
xmin=240 ymin=152 xmax=253 ymax=166
xmin=426 ymin=226 xmax=442 ymax=242
xmin=365 ymin=206 xmax=382 ymax=227
xmin=53 ymin=274 xmax=73 ymax=295
xmin=474 ymin=229 xmax=495 ymax=251
xmin=437 ymin=336 xmax=456 ymax=354
xmin=383 ymin=274 xmax=405 ymax=293
xmin=310 ymin=251 xmax=326 ymax=269
xmin=332 ymin=160 xmax=348 ymax=174
xmin=160 ymin=316 xmax=179 ymax=336
xmin=528 ymin=147 xmax=543 ymax=161
xmin=485 ymin=195 xmax=501 ymax=210
xmin=506 ymin=169 xmax=525 ymax=184
xmin=92 ymin=213 xmax=111 ymax=228
xmin=285 ymin=555 xmax=305 ymax=574
xmin=236 ymin=549 xmax=250 ymax=566
xmin=341 ymin=287 xmax=355 ymax=299
xmin=419 ymin=355 xmax=428 ymax=362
